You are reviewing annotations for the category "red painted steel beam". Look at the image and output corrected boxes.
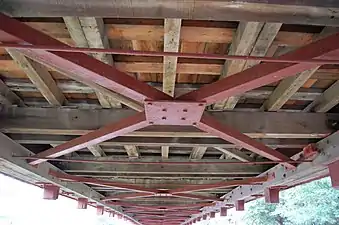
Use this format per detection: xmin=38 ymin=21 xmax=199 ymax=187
xmin=30 ymin=112 xmax=148 ymax=165
xmin=178 ymin=32 xmax=339 ymax=105
xmin=3 ymin=43 xmax=339 ymax=64
xmin=170 ymin=176 xmax=268 ymax=194
xmin=0 ymin=13 xmax=170 ymax=104
xmin=109 ymin=202 xmax=212 ymax=211
xmin=196 ymin=113 xmax=296 ymax=168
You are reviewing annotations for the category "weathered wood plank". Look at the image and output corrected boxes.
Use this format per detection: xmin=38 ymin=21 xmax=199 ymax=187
xmin=9 ymin=134 xmax=314 ymax=149
xmin=7 ymin=50 xmax=65 ymax=106
xmin=190 ymin=147 xmax=207 ymax=159
xmin=0 ymin=79 xmax=25 ymax=107
xmin=163 ymin=18 xmax=181 ymax=96
xmin=61 ymin=161 xmax=266 ymax=175
xmin=214 ymin=22 xmax=263 ymax=110
xmin=161 ymin=146 xmax=169 ymax=159
xmin=87 ymin=144 xmax=106 ymax=157
xmin=124 ymin=145 xmax=140 ymax=158
xmin=0 ymin=107 xmax=334 ymax=139
xmin=4 ymin=1 xmax=339 ymax=26
xmin=214 ymin=147 xmax=253 ymax=162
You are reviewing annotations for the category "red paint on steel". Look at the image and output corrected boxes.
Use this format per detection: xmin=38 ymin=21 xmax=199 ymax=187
xmin=43 ymin=184 xmax=60 ymax=200
xmin=4 ymin=43 xmax=339 ymax=65
xmin=178 ymin=33 xmax=339 ymax=104
xmin=264 ymin=188 xmax=280 ymax=203
xmin=29 ymin=112 xmax=148 ymax=165
xmin=328 ymin=161 xmax=339 ymax=189
xmin=220 ymin=207 xmax=227 ymax=216
xmin=77 ymin=198 xmax=88 ymax=209
xmin=102 ymin=192 xmax=156 ymax=201
xmin=197 ymin=112 xmax=296 ymax=169
xmin=97 ymin=206 xmax=105 ymax=215
xmin=210 ymin=211 xmax=216 ymax=218
xmin=0 ymin=13 xmax=171 ymax=104
xmin=302 ymin=143 xmax=319 ymax=160
xmin=170 ymin=193 xmax=221 ymax=202
xmin=235 ymin=200 xmax=245 ymax=211
xmin=145 ymin=101 xmax=205 ymax=125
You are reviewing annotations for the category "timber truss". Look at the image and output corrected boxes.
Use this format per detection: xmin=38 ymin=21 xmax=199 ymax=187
xmin=2 ymin=13 xmax=339 ymax=225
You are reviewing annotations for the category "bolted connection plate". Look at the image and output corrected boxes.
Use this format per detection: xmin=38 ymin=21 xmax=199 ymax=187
xmin=145 ymin=101 xmax=206 ymax=125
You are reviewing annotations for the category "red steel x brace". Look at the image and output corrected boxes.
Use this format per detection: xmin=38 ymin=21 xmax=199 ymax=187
xmin=3 ymin=13 xmax=339 ymax=168
xmin=2 ymin=13 xmax=339 ymax=224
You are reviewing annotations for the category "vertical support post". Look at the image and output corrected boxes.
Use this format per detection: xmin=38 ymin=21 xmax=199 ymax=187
xmin=210 ymin=211 xmax=216 ymax=218
xmin=197 ymin=217 xmax=201 ymax=222
xmin=43 ymin=184 xmax=60 ymax=200
xmin=77 ymin=198 xmax=88 ymax=209
xmin=235 ymin=200 xmax=245 ymax=211
xmin=118 ymin=214 xmax=123 ymax=219
xmin=202 ymin=214 xmax=207 ymax=220
xmin=109 ymin=211 xmax=115 ymax=217
xmin=220 ymin=207 xmax=227 ymax=216
xmin=328 ymin=160 xmax=339 ymax=189
xmin=193 ymin=218 xmax=197 ymax=223
xmin=264 ymin=188 xmax=280 ymax=203
xmin=97 ymin=205 xmax=104 ymax=215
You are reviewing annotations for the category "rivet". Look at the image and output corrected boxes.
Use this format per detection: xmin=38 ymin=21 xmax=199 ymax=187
xmin=149 ymin=121 xmax=154 ymax=124
xmin=193 ymin=122 xmax=197 ymax=126
xmin=162 ymin=117 xmax=166 ymax=120
xmin=199 ymin=103 xmax=204 ymax=106
xmin=162 ymin=108 xmax=167 ymax=112
xmin=181 ymin=117 xmax=186 ymax=120
xmin=183 ymin=109 xmax=188 ymax=112
xmin=147 ymin=102 xmax=152 ymax=105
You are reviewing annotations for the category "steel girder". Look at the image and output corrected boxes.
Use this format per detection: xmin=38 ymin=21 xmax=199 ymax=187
xmin=1 ymin=13 xmax=339 ymax=224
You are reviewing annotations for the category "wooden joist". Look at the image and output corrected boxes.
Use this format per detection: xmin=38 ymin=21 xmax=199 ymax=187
xmin=87 ymin=145 xmax=106 ymax=157
xmin=5 ymin=1 xmax=339 ymax=26
xmin=124 ymin=145 xmax=140 ymax=158
xmin=190 ymin=147 xmax=208 ymax=159
xmin=163 ymin=18 xmax=181 ymax=96
xmin=0 ymin=79 xmax=25 ymax=107
xmin=7 ymin=50 xmax=65 ymax=106
xmin=161 ymin=146 xmax=169 ymax=159
xmin=214 ymin=147 xmax=253 ymax=162
xmin=0 ymin=107 xmax=334 ymax=139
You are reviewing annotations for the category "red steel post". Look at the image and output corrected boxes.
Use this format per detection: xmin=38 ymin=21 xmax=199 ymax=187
xmin=235 ymin=200 xmax=245 ymax=211
xmin=43 ymin=184 xmax=60 ymax=200
xmin=97 ymin=206 xmax=105 ymax=216
xmin=328 ymin=160 xmax=339 ymax=189
xmin=264 ymin=188 xmax=280 ymax=203
xmin=210 ymin=211 xmax=216 ymax=218
xmin=220 ymin=207 xmax=227 ymax=217
xmin=77 ymin=198 xmax=88 ymax=209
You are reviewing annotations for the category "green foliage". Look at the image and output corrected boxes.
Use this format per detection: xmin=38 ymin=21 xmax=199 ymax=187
xmin=243 ymin=178 xmax=339 ymax=225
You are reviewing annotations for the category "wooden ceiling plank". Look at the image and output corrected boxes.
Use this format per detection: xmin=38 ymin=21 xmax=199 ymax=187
xmin=0 ymin=79 xmax=25 ymax=107
xmin=87 ymin=144 xmax=106 ymax=157
xmin=213 ymin=22 xmax=264 ymax=110
xmin=161 ymin=146 xmax=170 ymax=159
xmin=190 ymin=147 xmax=208 ymax=159
xmin=78 ymin=17 xmax=122 ymax=108
xmin=262 ymin=27 xmax=338 ymax=111
xmin=163 ymin=18 xmax=181 ymax=96
xmin=214 ymin=147 xmax=253 ymax=162
xmin=7 ymin=50 xmax=65 ymax=106
xmin=124 ymin=145 xmax=140 ymax=158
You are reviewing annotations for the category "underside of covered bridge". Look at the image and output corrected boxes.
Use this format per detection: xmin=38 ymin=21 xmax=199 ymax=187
xmin=1 ymin=1 xmax=339 ymax=224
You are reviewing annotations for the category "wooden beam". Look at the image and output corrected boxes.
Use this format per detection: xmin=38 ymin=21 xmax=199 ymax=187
xmin=87 ymin=144 xmax=106 ymax=157
xmin=163 ymin=18 xmax=181 ymax=96
xmin=0 ymin=79 xmax=25 ymax=107
xmin=0 ymin=107 xmax=334 ymax=139
xmin=61 ymin=160 xmax=266 ymax=175
xmin=161 ymin=146 xmax=169 ymax=159
xmin=124 ymin=145 xmax=140 ymax=158
xmin=9 ymin=134 xmax=313 ymax=150
xmin=214 ymin=147 xmax=253 ymax=162
xmin=7 ymin=50 xmax=65 ymax=106
xmin=5 ymin=1 xmax=339 ymax=26
xmin=214 ymin=22 xmax=264 ymax=110
xmin=262 ymin=27 xmax=338 ymax=111
xmin=190 ymin=147 xmax=208 ymax=159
